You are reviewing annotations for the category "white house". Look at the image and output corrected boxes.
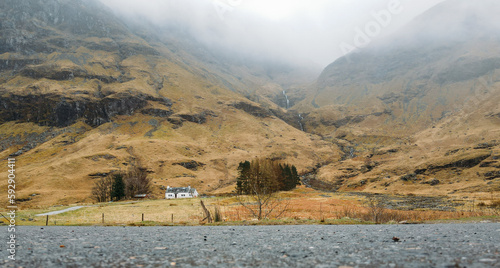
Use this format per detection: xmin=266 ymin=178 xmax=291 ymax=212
xmin=165 ymin=186 xmax=199 ymax=199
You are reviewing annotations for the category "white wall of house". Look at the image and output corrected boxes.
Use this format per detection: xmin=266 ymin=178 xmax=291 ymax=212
xmin=165 ymin=186 xmax=199 ymax=199
xmin=177 ymin=193 xmax=190 ymax=198
xmin=192 ymin=189 xmax=199 ymax=198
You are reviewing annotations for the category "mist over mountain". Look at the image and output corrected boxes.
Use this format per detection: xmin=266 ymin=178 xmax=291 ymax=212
xmin=304 ymin=0 xmax=500 ymax=134
xmin=391 ymin=0 xmax=500 ymax=46
xmin=100 ymin=0 xmax=445 ymax=68
xmin=293 ymin=0 xmax=500 ymax=195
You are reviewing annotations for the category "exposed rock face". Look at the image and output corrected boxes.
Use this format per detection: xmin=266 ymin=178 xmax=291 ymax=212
xmin=173 ymin=161 xmax=206 ymax=171
xmin=1 ymin=129 xmax=57 ymax=152
xmin=484 ymin=171 xmax=500 ymax=180
xmin=0 ymin=59 xmax=43 ymax=72
xmin=155 ymin=110 xmax=217 ymax=128
xmin=480 ymin=161 xmax=500 ymax=168
xmin=474 ymin=141 xmax=499 ymax=149
xmin=426 ymin=152 xmax=492 ymax=170
xmin=230 ymin=102 xmax=272 ymax=118
xmin=318 ymin=110 xmax=392 ymax=128
xmin=178 ymin=110 xmax=217 ymax=125
xmin=0 ymin=0 xmax=171 ymax=129
xmin=0 ymin=93 xmax=171 ymax=127
xmin=425 ymin=179 xmax=440 ymax=186
xmin=19 ymin=64 xmax=134 ymax=83
xmin=301 ymin=175 xmax=344 ymax=192
xmin=409 ymin=151 xmax=493 ymax=181
xmin=140 ymin=109 xmax=173 ymax=118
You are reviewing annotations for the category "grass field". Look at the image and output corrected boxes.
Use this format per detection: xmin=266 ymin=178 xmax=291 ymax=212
xmin=2 ymin=187 xmax=499 ymax=226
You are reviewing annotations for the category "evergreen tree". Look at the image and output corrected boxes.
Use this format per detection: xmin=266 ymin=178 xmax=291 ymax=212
xmin=281 ymin=164 xmax=292 ymax=191
xmin=111 ymin=174 xmax=125 ymax=201
xmin=281 ymin=164 xmax=301 ymax=191
xmin=290 ymin=165 xmax=301 ymax=188
xmin=236 ymin=161 xmax=251 ymax=194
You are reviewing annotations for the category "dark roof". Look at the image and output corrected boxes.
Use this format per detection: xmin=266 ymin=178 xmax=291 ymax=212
xmin=166 ymin=187 xmax=197 ymax=194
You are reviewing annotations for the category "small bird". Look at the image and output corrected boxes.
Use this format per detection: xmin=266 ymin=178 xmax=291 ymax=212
xmin=392 ymin=236 xmax=400 ymax=242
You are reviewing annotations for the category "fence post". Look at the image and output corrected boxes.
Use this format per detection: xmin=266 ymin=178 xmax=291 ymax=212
xmin=171 ymin=214 xmax=173 ymax=223
xmin=142 ymin=213 xmax=144 ymax=222
xmin=320 ymin=203 xmax=323 ymax=222
xmin=102 ymin=213 xmax=104 ymax=224
xmin=46 ymin=215 xmax=49 ymax=226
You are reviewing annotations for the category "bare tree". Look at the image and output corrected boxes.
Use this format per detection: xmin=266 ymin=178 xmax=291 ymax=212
xmin=365 ymin=195 xmax=387 ymax=224
xmin=124 ymin=165 xmax=152 ymax=198
xmin=91 ymin=176 xmax=113 ymax=202
xmin=236 ymin=159 xmax=289 ymax=220
xmin=237 ymin=192 xmax=289 ymax=220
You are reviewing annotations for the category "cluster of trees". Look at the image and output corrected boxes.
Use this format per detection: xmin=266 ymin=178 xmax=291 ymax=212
xmin=236 ymin=158 xmax=300 ymax=195
xmin=235 ymin=158 xmax=300 ymax=220
xmin=92 ymin=165 xmax=152 ymax=202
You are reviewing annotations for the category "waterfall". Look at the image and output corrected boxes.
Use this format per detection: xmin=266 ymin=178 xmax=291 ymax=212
xmin=282 ymin=90 xmax=290 ymax=109
xmin=298 ymin=113 xmax=304 ymax=131
xmin=349 ymin=147 xmax=355 ymax=158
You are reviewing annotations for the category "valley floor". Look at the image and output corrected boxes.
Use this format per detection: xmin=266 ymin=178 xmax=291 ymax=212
xmin=3 ymin=187 xmax=499 ymax=227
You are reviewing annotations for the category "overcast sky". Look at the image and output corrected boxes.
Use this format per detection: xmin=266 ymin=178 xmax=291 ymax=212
xmin=100 ymin=0 xmax=445 ymax=68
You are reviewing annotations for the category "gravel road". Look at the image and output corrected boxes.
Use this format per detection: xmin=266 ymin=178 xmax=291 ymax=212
xmin=2 ymin=224 xmax=499 ymax=267
xmin=34 ymin=206 xmax=87 ymax=216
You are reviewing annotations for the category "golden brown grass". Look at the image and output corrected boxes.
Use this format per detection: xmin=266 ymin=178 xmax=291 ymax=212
xmin=3 ymin=187 xmax=498 ymax=226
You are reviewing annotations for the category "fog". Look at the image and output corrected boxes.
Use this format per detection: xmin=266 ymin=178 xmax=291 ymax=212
xmin=100 ymin=0 xmax=445 ymax=68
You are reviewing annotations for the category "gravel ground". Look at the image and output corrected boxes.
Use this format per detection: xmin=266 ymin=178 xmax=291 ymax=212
xmin=1 ymin=224 xmax=499 ymax=267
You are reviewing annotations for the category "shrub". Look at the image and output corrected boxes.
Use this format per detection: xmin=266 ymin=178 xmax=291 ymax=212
xmin=213 ymin=205 xmax=224 ymax=222
xmin=490 ymin=199 xmax=500 ymax=208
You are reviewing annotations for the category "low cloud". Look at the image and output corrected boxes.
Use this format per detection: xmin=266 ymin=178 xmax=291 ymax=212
xmin=100 ymin=0 xmax=446 ymax=67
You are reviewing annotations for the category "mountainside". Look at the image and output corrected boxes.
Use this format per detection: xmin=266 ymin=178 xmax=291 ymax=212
xmin=299 ymin=0 xmax=500 ymax=135
xmin=294 ymin=0 xmax=500 ymax=196
xmin=0 ymin=0 xmax=337 ymax=207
